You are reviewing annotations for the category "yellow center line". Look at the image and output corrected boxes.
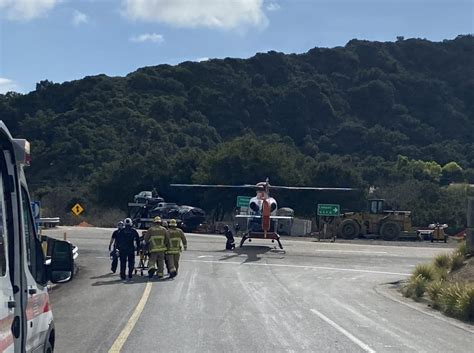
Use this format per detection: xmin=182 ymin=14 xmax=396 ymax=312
xmin=108 ymin=282 xmax=153 ymax=353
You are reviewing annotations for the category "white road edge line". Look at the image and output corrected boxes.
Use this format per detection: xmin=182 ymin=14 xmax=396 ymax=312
xmin=181 ymin=259 xmax=410 ymax=276
xmin=310 ymin=308 xmax=376 ymax=353
xmin=108 ymin=282 xmax=153 ymax=353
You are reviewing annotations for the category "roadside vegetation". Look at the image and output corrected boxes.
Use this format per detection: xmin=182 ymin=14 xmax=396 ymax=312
xmin=0 ymin=36 xmax=473 ymax=225
xmin=403 ymin=241 xmax=474 ymax=322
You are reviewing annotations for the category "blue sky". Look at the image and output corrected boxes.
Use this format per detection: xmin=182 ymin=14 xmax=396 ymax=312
xmin=0 ymin=0 xmax=472 ymax=93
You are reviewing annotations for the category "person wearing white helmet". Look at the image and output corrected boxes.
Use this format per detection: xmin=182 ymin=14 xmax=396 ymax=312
xmin=144 ymin=216 xmax=169 ymax=279
xmin=108 ymin=220 xmax=124 ymax=273
xmin=166 ymin=219 xmax=187 ymax=278
xmin=115 ymin=218 xmax=140 ymax=280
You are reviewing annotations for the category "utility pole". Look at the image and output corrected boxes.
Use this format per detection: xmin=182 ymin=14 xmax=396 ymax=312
xmin=467 ymin=197 xmax=474 ymax=254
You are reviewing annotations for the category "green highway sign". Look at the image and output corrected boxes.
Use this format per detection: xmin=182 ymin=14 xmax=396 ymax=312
xmin=236 ymin=196 xmax=252 ymax=208
xmin=317 ymin=204 xmax=340 ymax=217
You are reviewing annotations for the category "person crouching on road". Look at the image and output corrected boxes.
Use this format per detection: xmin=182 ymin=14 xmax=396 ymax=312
xmin=108 ymin=221 xmax=124 ymax=273
xmin=115 ymin=218 xmax=140 ymax=280
xmin=144 ymin=216 xmax=169 ymax=279
xmin=223 ymin=225 xmax=235 ymax=250
xmin=166 ymin=219 xmax=187 ymax=278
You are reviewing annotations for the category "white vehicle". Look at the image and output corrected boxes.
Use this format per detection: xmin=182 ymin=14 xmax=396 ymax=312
xmin=0 ymin=122 xmax=75 ymax=352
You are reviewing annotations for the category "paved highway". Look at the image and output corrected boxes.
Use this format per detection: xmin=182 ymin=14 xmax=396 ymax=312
xmin=46 ymin=227 xmax=473 ymax=353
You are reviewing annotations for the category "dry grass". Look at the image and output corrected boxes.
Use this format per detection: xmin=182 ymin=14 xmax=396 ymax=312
xmin=455 ymin=285 xmax=474 ymax=321
xmin=412 ymin=263 xmax=436 ymax=281
xmin=87 ymin=208 xmax=127 ymax=228
xmin=405 ymin=240 xmax=473 ymax=322
xmin=427 ymin=280 xmax=444 ymax=307
xmin=438 ymin=282 xmax=474 ymax=321
xmin=432 ymin=254 xmax=451 ymax=280
xmin=433 ymin=253 xmax=450 ymax=270
xmin=59 ymin=208 xmax=127 ymax=227
xmin=404 ymin=275 xmax=427 ymax=299
xmin=450 ymin=251 xmax=465 ymax=271
xmin=439 ymin=283 xmax=462 ymax=316
xmin=456 ymin=241 xmax=468 ymax=257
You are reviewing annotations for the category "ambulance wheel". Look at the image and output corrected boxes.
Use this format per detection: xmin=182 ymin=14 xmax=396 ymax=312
xmin=44 ymin=340 xmax=53 ymax=353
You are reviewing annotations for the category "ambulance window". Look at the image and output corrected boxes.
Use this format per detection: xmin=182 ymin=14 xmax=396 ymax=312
xmin=21 ymin=187 xmax=46 ymax=285
xmin=0 ymin=177 xmax=6 ymax=276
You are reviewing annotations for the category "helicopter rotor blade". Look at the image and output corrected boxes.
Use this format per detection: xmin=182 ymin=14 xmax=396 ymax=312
xmin=269 ymin=185 xmax=356 ymax=191
xmin=170 ymin=184 xmax=258 ymax=189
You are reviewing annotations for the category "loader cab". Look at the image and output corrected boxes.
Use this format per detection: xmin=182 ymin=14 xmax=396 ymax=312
xmin=0 ymin=122 xmax=75 ymax=352
xmin=368 ymin=199 xmax=385 ymax=214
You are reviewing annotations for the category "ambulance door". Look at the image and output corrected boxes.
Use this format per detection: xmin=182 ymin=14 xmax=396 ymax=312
xmin=0 ymin=172 xmax=14 ymax=352
xmin=19 ymin=186 xmax=50 ymax=352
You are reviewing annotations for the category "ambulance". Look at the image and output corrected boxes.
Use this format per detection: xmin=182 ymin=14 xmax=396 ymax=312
xmin=0 ymin=122 xmax=75 ymax=352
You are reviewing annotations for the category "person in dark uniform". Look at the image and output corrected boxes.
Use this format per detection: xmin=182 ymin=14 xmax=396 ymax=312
xmin=223 ymin=225 xmax=235 ymax=250
xmin=108 ymin=221 xmax=124 ymax=273
xmin=115 ymin=218 xmax=140 ymax=280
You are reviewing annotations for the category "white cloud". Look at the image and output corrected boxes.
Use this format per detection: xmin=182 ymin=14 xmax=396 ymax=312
xmin=0 ymin=78 xmax=19 ymax=93
xmin=0 ymin=0 xmax=59 ymax=21
xmin=197 ymin=57 xmax=210 ymax=62
xmin=72 ymin=10 xmax=89 ymax=26
xmin=130 ymin=33 xmax=165 ymax=43
xmin=266 ymin=2 xmax=280 ymax=12
xmin=122 ymin=0 xmax=268 ymax=30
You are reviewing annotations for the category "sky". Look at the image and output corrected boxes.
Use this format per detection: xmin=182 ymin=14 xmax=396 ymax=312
xmin=0 ymin=0 xmax=473 ymax=93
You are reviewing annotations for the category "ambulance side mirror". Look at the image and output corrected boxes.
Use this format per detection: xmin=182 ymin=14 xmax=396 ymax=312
xmin=48 ymin=239 xmax=75 ymax=283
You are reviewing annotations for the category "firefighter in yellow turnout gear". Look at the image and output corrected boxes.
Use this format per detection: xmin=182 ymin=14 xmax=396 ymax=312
xmin=166 ymin=219 xmax=187 ymax=278
xmin=144 ymin=216 xmax=169 ymax=279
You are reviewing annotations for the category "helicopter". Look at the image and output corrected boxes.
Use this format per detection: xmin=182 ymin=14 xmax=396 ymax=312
xmin=171 ymin=178 xmax=353 ymax=249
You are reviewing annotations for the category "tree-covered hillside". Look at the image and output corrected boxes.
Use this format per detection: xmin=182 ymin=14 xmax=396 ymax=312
xmin=1 ymin=35 xmax=473 ymax=227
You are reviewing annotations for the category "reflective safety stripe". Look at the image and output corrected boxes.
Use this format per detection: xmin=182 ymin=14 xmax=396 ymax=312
xmin=168 ymin=237 xmax=181 ymax=253
xmin=150 ymin=235 xmax=167 ymax=252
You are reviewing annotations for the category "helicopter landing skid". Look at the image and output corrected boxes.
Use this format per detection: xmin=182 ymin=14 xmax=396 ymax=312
xmin=239 ymin=232 xmax=283 ymax=249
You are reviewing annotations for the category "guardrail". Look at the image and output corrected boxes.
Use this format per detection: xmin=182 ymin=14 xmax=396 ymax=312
xmin=39 ymin=217 xmax=60 ymax=228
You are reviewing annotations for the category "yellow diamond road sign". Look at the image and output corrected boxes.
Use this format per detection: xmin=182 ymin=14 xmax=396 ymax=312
xmin=71 ymin=203 xmax=84 ymax=216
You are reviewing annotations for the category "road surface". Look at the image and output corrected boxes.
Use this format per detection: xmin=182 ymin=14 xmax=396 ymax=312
xmin=46 ymin=227 xmax=473 ymax=353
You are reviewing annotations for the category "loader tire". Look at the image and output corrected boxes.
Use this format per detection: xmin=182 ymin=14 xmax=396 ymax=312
xmin=339 ymin=219 xmax=360 ymax=239
xmin=380 ymin=222 xmax=400 ymax=241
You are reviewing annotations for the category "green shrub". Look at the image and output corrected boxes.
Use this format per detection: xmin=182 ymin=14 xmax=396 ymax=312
xmin=427 ymin=280 xmax=444 ymax=307
xmin=439 ymin=283 xmax=461 ymax=316
xmin=455 ymin=285 xmax=474 ymax=321
xmin=433 ymin=253 xmax=450 ymax=270
xmin=405 ymin=274 xmax=427 ymax=299
xmin=456 ymin=241 xmax=467 ymax=258
xmin=412 ymin=263 xmax=435 ymax=281
xmin=439 ymin=283 xmax=474 ymax=321
xmin=450 ymin=252 xmax=465 ymax=271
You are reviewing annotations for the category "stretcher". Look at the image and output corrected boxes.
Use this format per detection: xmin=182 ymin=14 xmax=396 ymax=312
xmin=134 ymin=236 xmax=149 ymax=276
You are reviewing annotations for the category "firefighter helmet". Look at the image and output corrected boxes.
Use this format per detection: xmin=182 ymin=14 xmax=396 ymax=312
xmin=169 ymin=219 xmax=177 ymax=227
